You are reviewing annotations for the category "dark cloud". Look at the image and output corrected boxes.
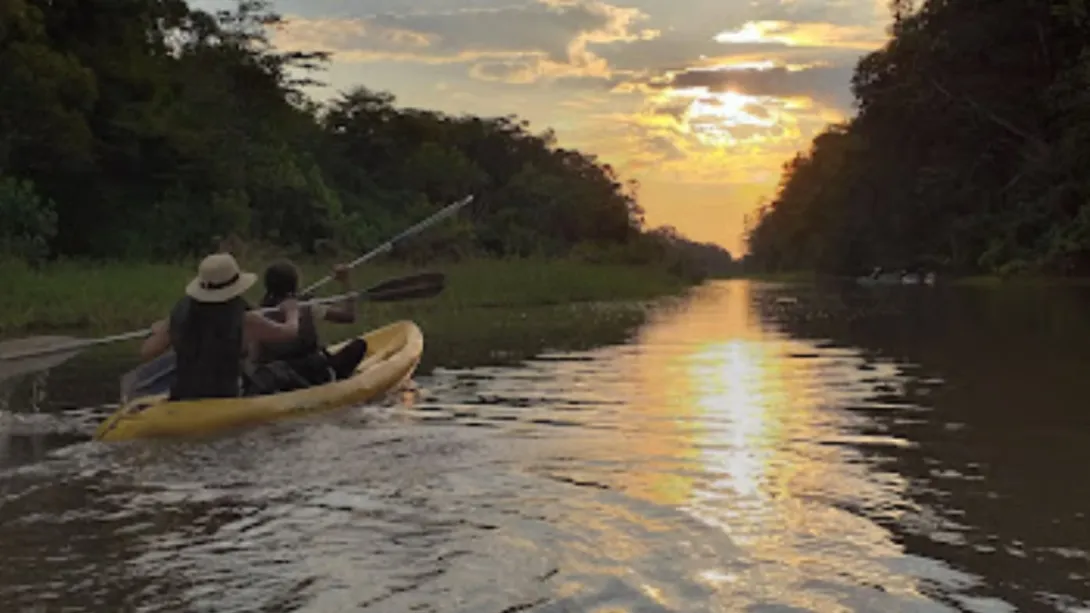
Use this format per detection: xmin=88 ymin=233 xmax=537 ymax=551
xmin=369 ymin=4 xmax=613 ymax=63
xmin=652 ymin=102 xmax=691 ymax=120
xmin=591 ymin=29 xmax=725 ymax=72
xmin=469 ymin=58 xmax=538 ymax=83
xmin=648 ymin=63 xmax=856 ymax=108
xmin=644 ymin=135 xmax=687 ymax=161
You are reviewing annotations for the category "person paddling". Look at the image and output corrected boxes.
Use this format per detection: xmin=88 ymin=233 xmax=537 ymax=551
xmin=140 ymin=253 xmax=302 ymax=401
xmin=245 ymin=259 xmax=369 ymax=394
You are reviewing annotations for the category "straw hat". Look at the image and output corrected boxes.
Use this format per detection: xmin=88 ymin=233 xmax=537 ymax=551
xmin=185 ymin=253 xmax=257 ymax=303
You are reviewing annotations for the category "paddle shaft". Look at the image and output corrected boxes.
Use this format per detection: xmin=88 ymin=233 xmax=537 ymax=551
xmin=300 ymin=195 xmax=473 ymax=297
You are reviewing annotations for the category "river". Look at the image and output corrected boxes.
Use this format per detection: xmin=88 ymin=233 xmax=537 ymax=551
xmin=1 ymin=279 xmax=1087 ymax=612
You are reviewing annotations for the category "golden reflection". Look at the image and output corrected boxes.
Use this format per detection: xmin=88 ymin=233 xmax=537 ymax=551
xmin=600 ymin=281 xmax=929 ymax=609
xmin=603 ymin=281 xmax=799 ymax=510
xmin=659 ymin=283 xmax=800 ymax=542
xmin=605 ymin=281 xmax=914 ymax=537
xmin=687 ymin=338 xmax=779 ymax=499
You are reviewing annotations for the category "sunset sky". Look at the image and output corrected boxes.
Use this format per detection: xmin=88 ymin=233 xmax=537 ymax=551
xmin=200 ymin=0 xmax=894 ymax=254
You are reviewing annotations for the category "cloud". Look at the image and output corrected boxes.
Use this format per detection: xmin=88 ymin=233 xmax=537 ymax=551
xmin=272 ymin=17 xmax=430 ymax=54
xmin=714 ymin=20 xmax=885 ymax=50
xmin=641 ymin=62 xmax=857 ymax=109
xmin=581 ymin=82 xmax=847 ymax=186
xmin=271 ymin=0 xmax=659 ymax=83
xmin=589 ymin=29 xmax=725 ymax=73
xmin=579 ymin=13 xmax=877 ymax=186
xmin=558 ymin=93 xmax=612 ymax=110
xmin=735 ymin=0 xmax=892 ymax=30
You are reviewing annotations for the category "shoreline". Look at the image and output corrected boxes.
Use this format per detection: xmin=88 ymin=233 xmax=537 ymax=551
xmin=728 ymin=271 xmax=1090 ymax=287
xmin=0 ymin=257 xmax=696 ymax=336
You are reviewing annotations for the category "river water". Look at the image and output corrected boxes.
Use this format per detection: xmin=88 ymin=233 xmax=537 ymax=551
xmin=1 ymin=280 xmax=1088 ymax=612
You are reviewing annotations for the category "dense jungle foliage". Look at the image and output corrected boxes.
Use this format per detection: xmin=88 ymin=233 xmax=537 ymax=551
xmin=0 ymin=0 xmax=732 ymax=276
xmin=745 ymin=0 xmax=1090 ymax=276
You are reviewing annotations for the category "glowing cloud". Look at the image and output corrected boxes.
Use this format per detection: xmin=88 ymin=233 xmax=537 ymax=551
xmin=715 ymin=21 xmax=885 ymax=50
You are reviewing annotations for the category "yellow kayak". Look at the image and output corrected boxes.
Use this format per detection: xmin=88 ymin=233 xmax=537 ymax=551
xmin=93 ymin=320 xmax=423 ymax=442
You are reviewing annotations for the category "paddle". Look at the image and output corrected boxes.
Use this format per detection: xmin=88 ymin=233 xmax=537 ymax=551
xmin=302 ymin=271 xmax=445 ymax=305
xmin=0 ymin=335 xmax=91 ymax=383
xmin=113 ymin=193 xmax=473 ymax=399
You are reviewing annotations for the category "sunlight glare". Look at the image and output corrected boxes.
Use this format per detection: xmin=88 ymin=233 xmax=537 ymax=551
xmin=667 ymin=90 xmax=780 ymax=147
xmin=714 ymin=22 xmax=791 ymax=45
xmin=717 ymin=59 xmax=777 ymax=71
xmin=687 ymin=339 xmax=778 ymax=498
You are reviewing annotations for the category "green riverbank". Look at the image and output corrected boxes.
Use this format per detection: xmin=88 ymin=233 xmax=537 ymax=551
xmin=0 ymin=258 xmax=695 ymax=410
xmin=0 ymin=257 xmax=693 ymax=335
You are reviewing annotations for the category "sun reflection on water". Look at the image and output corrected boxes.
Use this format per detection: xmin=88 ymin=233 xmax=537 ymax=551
xmin=688 ymin=339 xmax=776 ymax=499
xmin=661 ymin=282 xmax=798 ymax=544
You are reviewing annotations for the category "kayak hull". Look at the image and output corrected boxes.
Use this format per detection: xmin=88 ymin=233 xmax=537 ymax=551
xmin=93 ymin=320 xmax=423 ymax=442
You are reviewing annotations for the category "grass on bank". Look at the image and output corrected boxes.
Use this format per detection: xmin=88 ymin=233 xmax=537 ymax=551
xmin=0 ymin=256 xmax=693 ymax=335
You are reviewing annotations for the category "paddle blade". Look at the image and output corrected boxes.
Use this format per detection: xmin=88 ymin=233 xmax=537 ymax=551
xmin=120 ymin=350 xmax=177 ymax=404
xmin=0 ymin=335 xmax=84 ymax=382
xmin=361 ymin=272 xmax=446 ymax=303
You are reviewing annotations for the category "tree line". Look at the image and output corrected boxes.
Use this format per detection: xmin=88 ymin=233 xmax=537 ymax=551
xmin=744 ymin=0 xmax=1090 ymax=276
xmin=0 ymin=0 xmax=733 ymax=278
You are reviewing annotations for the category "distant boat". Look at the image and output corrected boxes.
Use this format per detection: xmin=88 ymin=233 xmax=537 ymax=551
xmin=855 ymin=267 xmax=936 ymax=286
xmin=856 ymin=267 xmax=903 ymax=285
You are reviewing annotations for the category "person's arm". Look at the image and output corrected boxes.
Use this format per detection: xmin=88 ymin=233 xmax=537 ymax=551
xmin=323 ymin=263 xmax=357 ymax=324
xmin=140 ymin=319 xmax=171 ymax=360
xmin=245 ymin=298 xmax=301 ymax=343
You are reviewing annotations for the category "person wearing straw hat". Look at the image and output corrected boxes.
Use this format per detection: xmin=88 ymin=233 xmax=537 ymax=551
xmin=140 ymin=252 xmax=302 ymax=401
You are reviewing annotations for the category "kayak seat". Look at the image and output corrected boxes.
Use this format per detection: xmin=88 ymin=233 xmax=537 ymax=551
xmin=241 ymin=340 xmax=369 ymax=397
xmin=244 ymin=360 xmax=320 ymax=396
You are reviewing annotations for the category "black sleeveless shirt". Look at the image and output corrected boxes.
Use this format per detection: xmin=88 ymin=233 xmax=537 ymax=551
xmin=167 ymin=296 xmax=247 ymax=401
